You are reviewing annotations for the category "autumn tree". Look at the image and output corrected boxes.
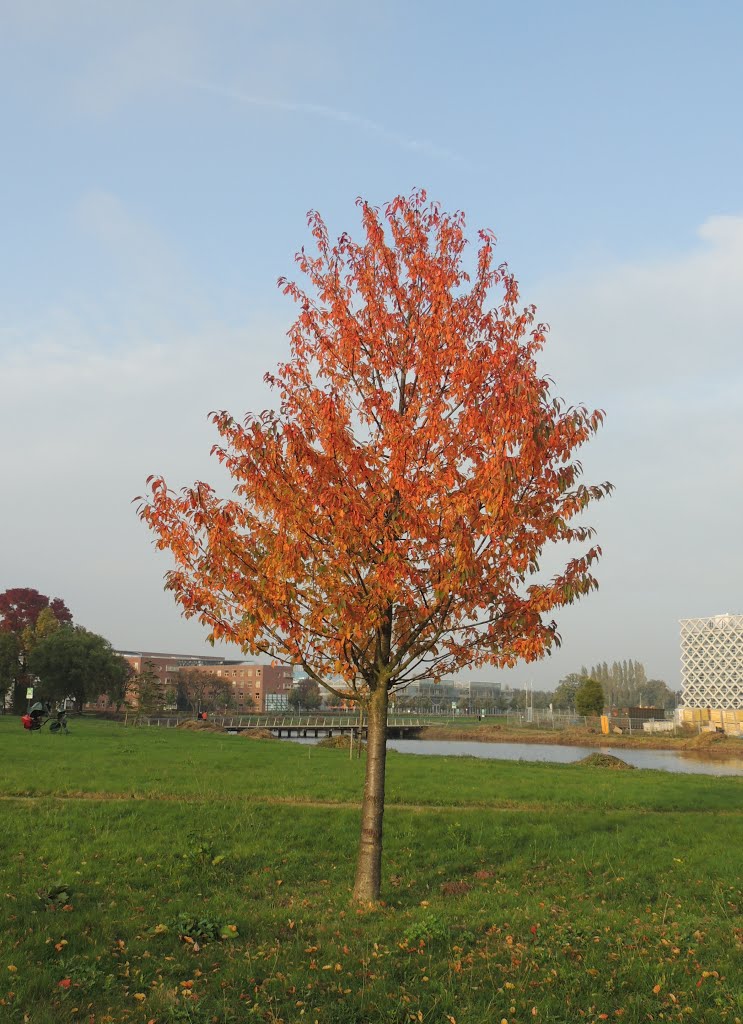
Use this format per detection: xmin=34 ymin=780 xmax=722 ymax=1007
xmin=0 ymin=588 xmax=72 ymax=634
xmin=140 ymin=191 xmax=611 ymax=902
xmin=0 ymin=588 xmax=73 ymax=711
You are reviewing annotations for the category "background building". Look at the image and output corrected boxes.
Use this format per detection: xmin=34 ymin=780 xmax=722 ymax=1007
xmin=680 ymin=614 xmax=743 ymax=709
xmin=393 ymin=678 xmax=504 ymax=711
xmin=93 ymin=651 xmax=294 ymax=713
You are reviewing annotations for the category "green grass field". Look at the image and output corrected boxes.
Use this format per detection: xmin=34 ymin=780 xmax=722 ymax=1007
xmin=1 ymin=718 xmax=741 ymax=1024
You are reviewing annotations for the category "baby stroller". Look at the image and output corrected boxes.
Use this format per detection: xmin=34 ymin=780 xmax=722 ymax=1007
xmin=21 ymin=701 xmax=69 ymax=734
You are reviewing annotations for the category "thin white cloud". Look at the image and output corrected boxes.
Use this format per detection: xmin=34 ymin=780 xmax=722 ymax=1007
xmin=183 ymin=76 xmax=465 ymax=163
xmin=70 ymin=27 xmax=199 ymax=116
xmin=75 ymin=190 xmax=184 ymax=276
xmin=536 ymin=214 xmax=743 ymax=404
xmin=62 ymin=189 xmax=214 ymax=338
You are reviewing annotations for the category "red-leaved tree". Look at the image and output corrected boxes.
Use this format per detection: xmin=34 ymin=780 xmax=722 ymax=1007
xmin=0 ymin=588 xmax=72 ymax=635
xmin=139 ymin=191 xmax=612 ymax=902
xmin=0 ymin=588 xmax=73 ymax=712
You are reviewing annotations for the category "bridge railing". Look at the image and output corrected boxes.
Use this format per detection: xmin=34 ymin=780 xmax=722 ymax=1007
xmin=138 ymin=714 xmax=426 ymax=729
xmin=210 ymin=715 xmax=426 ymax=729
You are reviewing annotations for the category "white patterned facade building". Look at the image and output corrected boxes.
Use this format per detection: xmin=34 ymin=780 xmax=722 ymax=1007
xmin=680 ymin=614 xmax=743 ymax=709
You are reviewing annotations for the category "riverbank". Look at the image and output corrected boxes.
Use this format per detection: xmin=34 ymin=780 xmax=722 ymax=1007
xmin=418 ymin=722 xmax=743 ymax=752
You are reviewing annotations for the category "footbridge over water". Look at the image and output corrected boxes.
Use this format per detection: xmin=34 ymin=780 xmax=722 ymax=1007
xmin=142 ymin=713 xmax=428 ymax=739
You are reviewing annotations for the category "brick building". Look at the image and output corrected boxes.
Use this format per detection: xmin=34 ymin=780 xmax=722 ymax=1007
xmin=207 ymin=660 xmax=294 ymax=713
xmin=89 ymin=651 xmax=294 ymax=713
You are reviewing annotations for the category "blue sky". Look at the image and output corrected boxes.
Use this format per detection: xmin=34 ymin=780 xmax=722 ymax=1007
xmin=2 ymin=1 xmax=742 ymax=690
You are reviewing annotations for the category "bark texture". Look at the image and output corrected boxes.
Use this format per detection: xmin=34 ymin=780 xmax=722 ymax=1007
xmin=352 ymin=683 xmax=389 ymax=902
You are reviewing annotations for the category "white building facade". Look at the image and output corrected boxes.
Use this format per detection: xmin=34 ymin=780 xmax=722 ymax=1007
xmin=680 ymin=614 xmax=743 ymax=709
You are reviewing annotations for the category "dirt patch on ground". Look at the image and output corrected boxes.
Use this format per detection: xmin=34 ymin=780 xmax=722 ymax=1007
xmin=575 ymin=752 xmax=635 ymax=769
xmin=238 ymin=728 xmax=276 ymax=740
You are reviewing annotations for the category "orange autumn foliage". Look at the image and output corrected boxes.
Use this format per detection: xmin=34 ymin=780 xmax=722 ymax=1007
xmin=139 ymin=191 xmax=611 ymax=700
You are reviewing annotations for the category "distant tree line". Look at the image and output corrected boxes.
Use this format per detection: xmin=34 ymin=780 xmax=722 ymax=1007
xmin=547 ymin=659 xmax=676 ymax=712
xmin=390 ymin=659 xmax=676 ymax=716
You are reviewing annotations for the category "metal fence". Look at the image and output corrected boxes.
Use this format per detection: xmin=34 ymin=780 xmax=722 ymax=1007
xmin=505 ymin=709 xmax=677 ymax=735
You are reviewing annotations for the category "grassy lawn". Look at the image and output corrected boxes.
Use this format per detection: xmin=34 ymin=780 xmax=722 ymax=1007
xmin=1 ymin=718 xmax=741 ymax=1024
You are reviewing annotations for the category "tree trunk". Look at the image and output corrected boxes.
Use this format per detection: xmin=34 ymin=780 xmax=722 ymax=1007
xmin=352 ymin=682 xmax=389 ymax=903
xmin=12 ymin=679 xmax=28 ymax=715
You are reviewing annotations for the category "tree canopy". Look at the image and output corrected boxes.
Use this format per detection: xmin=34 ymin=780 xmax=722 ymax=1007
xmin=27 ymin=626 xmax=129 ymax=710
xmin=575 ymin=676 xmax=605 ymax=717
xmin=288 ymin=678 xmax=322 ymax=711
xmin=552 ymin=673 xmax=584 ymax=710
xmin=0 ymin=587 xmax=74 ymax=712
xmin=140 ymin=191 xmax=611 ymax=900
xmin=0 ymin=631 xmax=21 ymax=696
xmin=0 ymin=588 xmax=72 ymax=635
xmin=557 ymin=660 xmax=675 ymax=710
xmin=173 ymin=668 xmax=234 ymax=713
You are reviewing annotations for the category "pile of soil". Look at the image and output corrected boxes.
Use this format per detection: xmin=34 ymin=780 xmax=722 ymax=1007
xmin=317 ymin=735 xmax=366 ymax=751
xmin=575 ymin=752 xmax=634 ymax=769
xmin=688 ymin=730 xmax=735 ymax=748
xmin=175 ymin=720 xmax=225 ymax=733
xmin=239 ymin=728 xmax=276 ymax=740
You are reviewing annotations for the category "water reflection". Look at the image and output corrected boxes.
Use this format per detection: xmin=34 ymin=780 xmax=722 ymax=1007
xmin=384 ymin=739 xmax=743 ymax=776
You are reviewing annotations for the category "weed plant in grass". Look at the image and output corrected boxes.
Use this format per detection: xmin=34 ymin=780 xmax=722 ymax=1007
xmin=0 ymin=718 xmax=741 ymax=1023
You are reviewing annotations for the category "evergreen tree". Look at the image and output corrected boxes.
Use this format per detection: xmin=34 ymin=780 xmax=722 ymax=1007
xmin=132 ymin=663 xmax=164 ymax=717
xmin=575 ymin=677 xmax=605 ymax=717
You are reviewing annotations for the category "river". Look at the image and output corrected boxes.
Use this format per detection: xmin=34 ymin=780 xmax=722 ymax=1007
xmin=384 ymin=738 xmax=743 ymax=775
xmin=287 ymin=735 xmax=743 ymax=775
